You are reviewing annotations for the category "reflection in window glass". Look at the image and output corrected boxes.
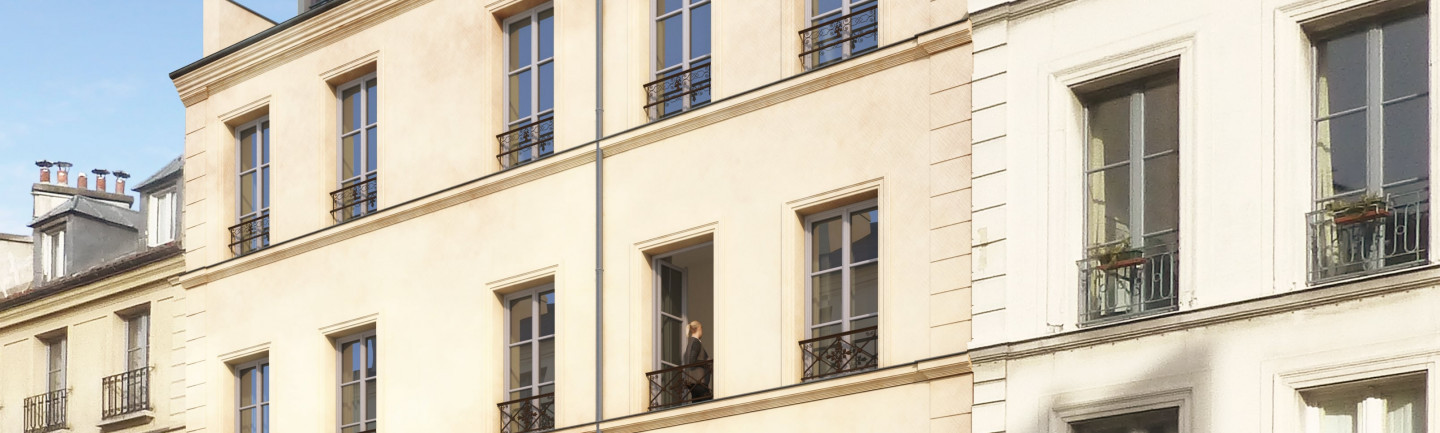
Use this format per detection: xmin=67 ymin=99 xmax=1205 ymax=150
xmin=806 ymin=201 xmax=880 ymax=338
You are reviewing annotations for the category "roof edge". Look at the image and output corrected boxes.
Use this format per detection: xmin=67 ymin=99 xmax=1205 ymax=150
xmin=170 ymin=0 xmax=352 ymax=80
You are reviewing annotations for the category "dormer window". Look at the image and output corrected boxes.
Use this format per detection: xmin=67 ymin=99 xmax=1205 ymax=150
xmin=148 ymin=189 xmax=178 ymax=246
xmin=40 ymin=226 xmax=65 ymax=281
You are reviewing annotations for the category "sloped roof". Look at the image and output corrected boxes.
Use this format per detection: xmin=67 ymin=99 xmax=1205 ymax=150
xmin=30 ymin=195 xmax=142 ymax=229
xmin=131 ymin=156 xmax=183 ymax=192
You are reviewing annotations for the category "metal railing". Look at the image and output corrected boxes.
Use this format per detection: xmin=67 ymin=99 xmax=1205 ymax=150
xmin=1077 ymin=241 xmax=1179 ymax=325
xmin=23 ymin=389 xmax=67 ymax=433
xmin=228 ymin=213 xmax=270 ymax=256
xmin=330 ymin=177 xmax=377 ymax=223
xmin=102 ymin=367 xmax=151 ymax=418
xmin=799 ymin=4 xmax=879 ymax=70
xmin=645 ymin=360 xmax=712 ymax=410
xmin=1308 ymin=188 xmax=1429 ymax=283
xmin=497 ymin=117 xmax=555 ymax=169
xmin=799 ymin=326 xmax=878 ymax=381
xmin=498 ymin=393 xmax=554 ymax=433
xmin=644 ymin=63 xmax=711 ymax=121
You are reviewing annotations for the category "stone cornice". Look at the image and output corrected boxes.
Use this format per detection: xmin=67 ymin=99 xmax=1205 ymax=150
xmin=0 ymin=256 xmax=183 ymax=328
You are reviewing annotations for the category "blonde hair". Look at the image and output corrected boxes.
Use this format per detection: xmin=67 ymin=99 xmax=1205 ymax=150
xmin=688 ymin=320 xmax=703 ymax=336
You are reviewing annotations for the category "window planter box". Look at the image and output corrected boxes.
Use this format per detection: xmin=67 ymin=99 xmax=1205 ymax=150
xmin=1333 ymin=208 xmax=1392 ymax=225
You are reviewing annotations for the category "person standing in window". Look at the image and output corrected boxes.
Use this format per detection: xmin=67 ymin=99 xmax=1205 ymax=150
xmin=682 ymin=320 xmax=711 ymax=402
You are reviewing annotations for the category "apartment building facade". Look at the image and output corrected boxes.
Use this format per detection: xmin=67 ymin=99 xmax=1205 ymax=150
xmin=967 ymin=0 xmax=1438 ymax=432
xmin=0 ymin=161 xmax=186 ymax=433
xmin=171 ymin=0 xmax=974 ymax=432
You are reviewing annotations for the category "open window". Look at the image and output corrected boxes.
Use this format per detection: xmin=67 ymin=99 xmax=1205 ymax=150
xmin=646 ymin=243 xmax=714 ymax=410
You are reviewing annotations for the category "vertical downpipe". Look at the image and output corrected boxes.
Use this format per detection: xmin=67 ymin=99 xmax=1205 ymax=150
xmin=593 ymin=0 xmax=606 ymax=431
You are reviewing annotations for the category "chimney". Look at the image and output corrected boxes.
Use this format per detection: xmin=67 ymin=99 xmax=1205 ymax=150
xmin=54 ymin=161 xmax=71 ymax=186
xmin=35 ymin=160 xmax=52 ymax=183
xmin=113 ymin=171 xmax=130 ymax=194
xmin=77 ymin=173 xmax=88 ymax=190
xmin=92 ymin=169 xmax=109 ymax=193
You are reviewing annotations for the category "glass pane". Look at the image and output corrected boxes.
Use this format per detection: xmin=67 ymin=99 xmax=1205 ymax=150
xmin=260 ymin=364 xmax=269 ymax=402
xmin=1384 ymin=96 xmax=1429 ymax=186
xmin=342 ymin=341 xmax=360 ymax=382
xmin=1086 ymin=165 xmax=1131 ymax=246
xmin=850 ymin=315 xmax=877 ymax=331
xmin=1087 ymin=94 xmax=1131 ymax=170
xmin=509 ymin=296 xmax=532 ymax=343
xmin=1072 ymin=407 xmax=1179 ymax=433
xmin=1383 ymin=15 xmax=1429 ymax=100
xmin=811 ymin=270 xmax=842 ymax=325
xmin=365 ymin=336 xmax=377 ymax=378
xmin=239 ymin=367 xmax=255 ymax=405
xmin=262 ymin=404 xmax=269 ymax=433
xmin=510 ymin=343 xmax=533 ymax=388
xmin=1316 ymin=111 xmax=1368 ymax=196
xmin=812 ymin=0 xmax=842 ymax=15
xmin=812 ymin=323 xmax=842 ymax=338
xmin=366 ymin=127 xmax=378 ymax=172
xmin=661 ymin=316 xmax=682 ymax=365
xmin=691 ymin=4 xmax=711 ymax=59
xmin=261 ymin=167 xmax=270 ymax=209
xmin=539 ymin=338 xmax=554 ymax=384
xmin=1317 ymin=31 xmax=1369 ymax=116
xmin=341 ymin=86 xmax=360 ymax=132
xmin=508 ymin=17 xmax=531 ymax=70
xmin=365 ymin=79 xmax=377 ymax=125
xmin=661 ymin=265 xmax=683 ymax=315
xmin=811 ymin=216 xmax=843 ymax=272
xmin=240 ymin=172 xmax=256 ymax=216
xmin=261 ymin=122 xmax=270 ymax=164
xmin=658 ymin=14 xmax=684 ymax=69
xmin=850 ymin=208 xmax=879 ymax=262
xmin=129 ymin=315 xmax=148 ymax=351
xmin=659 ymin=0 xmax=682 ymax=14
xmin=539 ymin=62 xmax=554 ymax=113
xmin=1144 ymin=153 xmax=1179 ymax=236
xmin=240 ymin=407 xmax=254 ymax=433
xmin=539 ymin=384 xmax=554 ymax=395
xmin=1385 ymin=386 xmax=1425 ymax=433
xmin=342 ymin=134 xmax=359 ymax=178
xmin=240 ymin=126 xmax=256 ymax=169
xmin=851 ymin=262 xmax=878 ymax=317
xmin=510 ymin=70 xmax=532 ymax=121
xmin=341 ymin=426 xmax=358 ymax=433
xmin=365 ymin=378 xmax=377 ymax=420
xmin=539 ymin=291 xmax=555 ymax=337
xmin=340 ymin=383 xmax=359 ymax=423
xmin=538 ymin=9 xmax=554 ymax=60
xmin=1317 ymin=398 xmax=1358 ymax=433
xmin=1143 ymin=80 xmax=1179 ymax=155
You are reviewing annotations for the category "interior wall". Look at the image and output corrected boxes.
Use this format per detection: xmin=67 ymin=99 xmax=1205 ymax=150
xmin=668 ymin=245 xmax=714 ymax=355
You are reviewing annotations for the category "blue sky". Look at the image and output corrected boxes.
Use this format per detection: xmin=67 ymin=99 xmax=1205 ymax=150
xmin=0 ymin=0 xmax=296 ymax=235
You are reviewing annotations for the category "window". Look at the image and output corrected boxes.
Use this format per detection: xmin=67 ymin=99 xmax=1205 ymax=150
xmin=1302 ymin=374 xmax=1426 ymax=433
xmin=801 ymin=0 xmax=878 ymax=69
xmin=801 ymin=200 xmax=879 ymax=380
xmin=500 ymin=285 xmax=555 ymax=433
xmin=235 ymin=117 xmax=270 ymax=254
xmin=237 ymin=359 xmax=270 ymax=433
xmin=147 ymin=189 xmax=178 ymax=246
xmin=648 ymin=244 xmax=715 ymax=409
xmin=500 ymin=4 xmax=555 ymax=168
xmin=1308 ymin=9 xmax=1430 ymax=282
xmin=125 ymin=313 xmax=149 ymax=371
xmin=45 ymin=336 xmax=66 ymax=393
xmin=646 ymin=0 xmax=711 ymax=119
xmin=334 ymin=75 xmax=378 ymax=223
xmin=1079 ymin=70 xmax=1180 ymax=324
xmin=39 ymin=227 xmax=64 ymax=282
xmin=1070 ymin=407 xmax=1179 ymax=433
xmin=337 ymin=331 xmax=376 ymax=433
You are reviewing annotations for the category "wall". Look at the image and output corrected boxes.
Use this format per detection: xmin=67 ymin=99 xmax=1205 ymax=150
xmin=0 ymin=235 xmax=32 ymax=293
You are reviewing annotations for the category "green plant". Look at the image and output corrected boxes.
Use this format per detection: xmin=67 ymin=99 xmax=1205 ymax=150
xmin=1088 ymin=238 xmax=1141 ymax=265
xmin=1326 ymin=193 xmax=1387 ymax=216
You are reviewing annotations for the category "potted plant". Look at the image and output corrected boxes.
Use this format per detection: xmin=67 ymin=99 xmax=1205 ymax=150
xmin=1089 ymin=239 xmax=1145 ymax=270
xmin=1328 ymin=193 xmax=1390 ymax=225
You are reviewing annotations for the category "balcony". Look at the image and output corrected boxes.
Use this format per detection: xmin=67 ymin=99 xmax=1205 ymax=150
xmin=799 ymin=326 xmax=878 ymax=381
xmin=498 ymin=393 xmax=554 ymax=433
xmin=645 ymin=360 xmax=712 ymax=410
xmin=799 ymin=3 xmax=878 ymax=71
xmin=644 ymin=63 xmax=711 ymax=121
xmin=1078 ymin=241 xmax=1178 ymax=325
xmin=102 ymin=368 xmax=151 ymax=419
xmin=23 ymin=390 xmax=67 ymax=433
xmin=497 ymin=117 xmax=555 ymax=170
xmin=228 ymin=213 xmax=270 ymax=256
xmin=330 ymin=177 xmax=377 ymax=223
xmin=1308 ymin=188 xmax=1429 ymax=283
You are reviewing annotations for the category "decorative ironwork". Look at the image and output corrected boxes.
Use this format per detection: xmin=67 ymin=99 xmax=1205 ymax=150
xmin=799 ymin=326 xmax=878 ymax=381
xmin=102 ymin=368 xmax=151 ymax=418
xmin=23 ymin=389 xmax=67 ymax=433
xmin=330 ymin=177 xmax=378 ymax=223
xmin=228 ymin=213 xmax=270 ymax=256
xmin=1078 ymin=241 xmax=1179 ymax=325
xmin=1308 ymin=188 xmax=1429 ymax=283
xmin=498 ymin=393 xmax=554 ymax=433
xmin=644 ymin=63 xmax=711 ymax=121
xmin=645 ymin=360 xmax=712 ymax=410
xmin=799 ymin=4 xmax=879 ymax=70
xmin=497 ymin=117 xmax=555 ymax=169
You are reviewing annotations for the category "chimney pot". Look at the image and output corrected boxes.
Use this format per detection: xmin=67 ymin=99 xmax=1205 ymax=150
xmin=92 ymin=169 xmax=109 ymax=192
xmin=54 ymin=161 xmax=71 ymax=186
xmin=113 ymin=170 xmax=129 ymax=194
xmin=77 ymin=173 xmax=88 ymax=190
xmin=35 ymin=160 xmax=52 ymax=183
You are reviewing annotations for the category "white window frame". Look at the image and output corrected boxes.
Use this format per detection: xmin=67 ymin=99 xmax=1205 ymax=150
xmin=40 ymin=226 xmax=65 ymax=282
xmin=804 ymin=0 xmax=878 ymax=64
xmin=236 ymin=116 xmax=270 ymax=225
xmin=803 ymin=199 xmax=880 ymax=338
xmin=504 ymin=284 xmax=556 ymax=401
xmin=124 ymin=312 xmax=150 ymax=371
xmin=236 ymin=358 xmax=271 ymax=433
xmin=503 ymin=4 xmax=555 ymax=131
xmin=1051 ymin=388 xmax=1192 ymax=433
xmin=1300 ymin=373 xmax=1428 ymax=433
xmin=148 ymin=188 xmax=178 ymax=247
xmin=335 ymin=330 xmax=377 ymax=433
xmin=336 ymin=74 xmax=379 ymax=220
xmin=651 ymin=0 xmax=712 ymax=116
xmin=651 ymin=242 xmax=712 ymax=370
xmin=45 ymin=335 xmax=66 ymax=393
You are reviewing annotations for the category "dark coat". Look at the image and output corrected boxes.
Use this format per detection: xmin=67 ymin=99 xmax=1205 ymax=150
xmin=682 ymin=336 xmax=710 ymax=385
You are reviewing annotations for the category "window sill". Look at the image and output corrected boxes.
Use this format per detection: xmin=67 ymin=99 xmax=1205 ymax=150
xmin=98 ymin=409 xmax=153 ymax=430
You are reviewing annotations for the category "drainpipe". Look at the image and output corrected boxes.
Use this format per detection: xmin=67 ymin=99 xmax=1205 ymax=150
xmin=593 ymin=0 xmax=605 ymax=431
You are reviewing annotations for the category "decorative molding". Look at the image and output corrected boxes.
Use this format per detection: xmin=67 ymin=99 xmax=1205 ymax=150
xmin=634 ymin=222 xmax=719 ymax=254
xmin=217 ymin=95 xmax=272 ymax=126
xmin=180 ymin=85 xmax=210 ymax=107
xmin=487 ymin=264 xmax=559 ymax=294
xmin=217 ymin=341 xmax=270 ymax=365
xmin=1051 ymin=388 xmax=1192 ymax=432
xmin=319 ymin=50 xmax=381 ymax=83
xmin=0 ymin=256 xmax=184 ymax=328
xmin=785 ymin=177 xmax=884 ymax=215
xmin=319 ymin=312 xmax=379 ymax=338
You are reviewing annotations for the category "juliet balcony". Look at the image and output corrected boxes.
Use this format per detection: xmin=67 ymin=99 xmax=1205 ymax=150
xmin=23 ymin=389 xmax=67 ymax=433
xmin=644 ymin=63 xmax=711 ymax=121
xmin=646 ymin=360 xmax=713 ymax=411
xmin=497 ymin=116 xmax=555 ymax=170
xmin=331 ymin=177 xmax=378 ymax=223
xmin=799 ymin=1 xmax=878 ymax=71
xmin=498 ymin=393 xmax=554 ymax=433
xmin=229 ymin=213 xmax=270 ymax=256
xmin=1077 ymin=241 xmax=1179 ymax=325
xmin=1308 ymin=188 xmax=1429 ymax=283
xmin=101 ymin=368 xmax=152 ymax=420
xmin=799 ymin=326 xmax=878 ymax=381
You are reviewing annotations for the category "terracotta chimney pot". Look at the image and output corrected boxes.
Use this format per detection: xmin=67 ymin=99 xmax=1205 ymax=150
xmin=92 ymin=169 xmax=109 ymax=192
xmin=77 ymin=173 xmax=88 ymax=190
xmin=35 ymin=160 xmax=52 ymax=183
xmin=55 ymin=161 xmax=72 ymax=185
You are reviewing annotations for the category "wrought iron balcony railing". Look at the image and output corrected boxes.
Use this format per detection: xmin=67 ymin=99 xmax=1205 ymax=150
xmin=102 ymin=367 xmax=151 ymax=418
xmin=799 ymin=326 xmax=878 ymax=381
xmin=1077 ymin=241 xmax=1179 ymax=325
xmin=498 ymin=393 xmax=554 ymax=433
xmin=645 ymin=360 xmax=712 ymax=410
xmin=331 ymin=177 xmax=378 ymax=223
xmin=497 ymin=117 xmax=555 ymax=169
xmin=23 ymin=389 xmax=67 ymax=433
xmin=229 ymin=213 xmax=270 ymax=256
xmin=644 ymin=63 xmax=711 ymax=121
xmin=799 ymin=3 xmax=879 ymax=70
xmin=1308 ymin=188 xmax=1429 ymax=283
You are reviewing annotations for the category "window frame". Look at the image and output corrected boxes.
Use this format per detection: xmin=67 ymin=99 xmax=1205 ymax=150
xmin=803 ymin=0 xmax=879 ymax=65
xmin=124 ymin=312 xmax=150 ymax=372
xmin=1299 ymin=373 xmax=1428 ymax=433
xmin=503 ymin=284 xmax=556 ymax=401
xmin=236 ymin=358 xmax=271 ymax=433
xmin=501 ymin=3 xmax=556 ymax=166
xmin=147 ymin=188 xmax=178 ymax=246
xmin=651 ymin=0 xmax=713 ymax=115
xmin=802 ymin=199 xmax=880 ymax=339
xmin=45 ymin=335 xmax=66 ymax=393
xmin=1079 ymin=72 xmax=1181 ymax=251
xmin=236 ymin=116 xmax=271 ymax=226
xmin=335 ymin=330 xmax=377 ymax=433
xmin=335 ymin=73 xmax=379 ymax=217
xmin=40 ymin=225 xmax=65 ymax=282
